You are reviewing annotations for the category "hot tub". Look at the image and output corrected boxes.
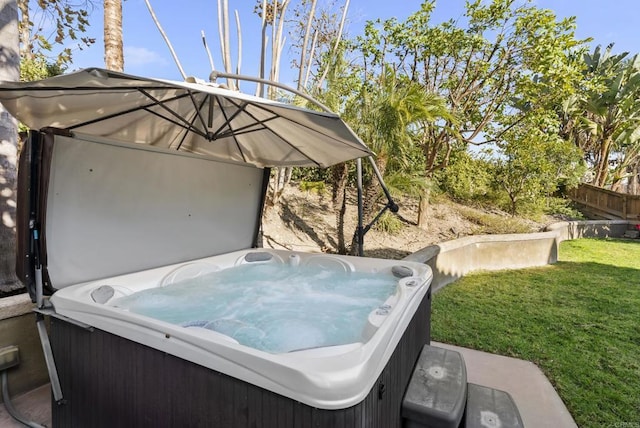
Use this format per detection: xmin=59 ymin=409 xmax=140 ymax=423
xmin=14 ymin=131 xmax=432 ymax=427
xmin=50 ymin=249 xmax=432 ymax=411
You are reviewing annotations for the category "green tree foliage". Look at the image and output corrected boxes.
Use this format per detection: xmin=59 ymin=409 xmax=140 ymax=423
xmin=491 ymin=112 xmax=585 ymax=215
xmin=571 ymin=45 xmax=640 ymax=188
xmin=437 ymin=150 xmax=492 ymax=203
xmin=18 ymin=0 xmax=96 ymax=67
xmin=20 ymin=54 xmax=64 ymax=81
xmin=356 ymin=0 xmax=583 ymax=161
xmin=346 ymin=68 xmax=450 ymax=252
xmin=350 ymin=0 xmax=587 ymax=224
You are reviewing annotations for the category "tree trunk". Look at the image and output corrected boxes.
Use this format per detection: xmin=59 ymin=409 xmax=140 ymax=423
xmin=631 ymin=163 xmax=640 ymax=195
xmin=0 ymin=0 xmax=22 ymax=295
xmin=349 ymin=157 xmax=387 ymax=255
xmin=611 ymin=179 xmax=623 ymax=193
xmin=268 ymin=167 xmax=287 ymax=206
xmin=296 ymin=0 xmax=317 ymax=90
xmin=362 ymin=157 xmax=387 ymax=222
xmin=17 ymin=0 xmax=32 ymax=60
xmin=331 ymin=163 xmax=348 ymax=254
xmin=594 ymin=135 xmax=613 ymax=187
xmin=417 ymin=187 xmax=431 ymax=229
xmin=104 ymin=0 xmax=124 ymax=71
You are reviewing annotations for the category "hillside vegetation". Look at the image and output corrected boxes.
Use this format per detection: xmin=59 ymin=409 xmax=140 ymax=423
xmin=262 ymin=184 xmax=563 ymax=258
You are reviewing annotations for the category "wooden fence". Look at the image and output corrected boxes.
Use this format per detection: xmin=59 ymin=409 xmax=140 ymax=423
xmin=568 ymin=183 xmax=640 ymax=220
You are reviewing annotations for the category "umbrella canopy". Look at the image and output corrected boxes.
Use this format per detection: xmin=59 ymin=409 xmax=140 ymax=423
xmin=0 ymin=68 xmax=372 ymax=168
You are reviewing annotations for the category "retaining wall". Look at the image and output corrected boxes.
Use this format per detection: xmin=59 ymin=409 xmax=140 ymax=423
xmin=0 ymin=295 xmax=48 ymax=403
xmin=403 ymin=220 xmax=639 ymax=292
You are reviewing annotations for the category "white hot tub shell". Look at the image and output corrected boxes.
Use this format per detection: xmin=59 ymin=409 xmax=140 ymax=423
xmin=50 ymin=249 xmax=432 ymax=410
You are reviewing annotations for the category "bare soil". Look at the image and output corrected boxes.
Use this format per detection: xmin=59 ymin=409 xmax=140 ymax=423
xmin=262 ymin=184 xmax=553 ymax=260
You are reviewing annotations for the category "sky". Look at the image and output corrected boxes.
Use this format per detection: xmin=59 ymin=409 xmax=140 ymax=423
xmin=66 ymin=0 xmax=640 ymax=84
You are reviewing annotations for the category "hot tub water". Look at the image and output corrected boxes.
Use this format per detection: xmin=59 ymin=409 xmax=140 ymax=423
xmin=111 ymin=262 xmax=399 ymax=353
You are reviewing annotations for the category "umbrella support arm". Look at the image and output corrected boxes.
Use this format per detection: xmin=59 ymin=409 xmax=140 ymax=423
xmin=209 ymin=71 xmax=333 ymax=113
xmin=211 ymin=72 xmax=399 ymax=257
xmin=368 ymin=156 xmax=399 ymax=214
xmin=355 ymin=156 xmax=399 ymax=257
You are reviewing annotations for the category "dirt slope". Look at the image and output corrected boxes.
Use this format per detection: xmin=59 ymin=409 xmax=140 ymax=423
xmin=262 ymin=185 xmax=552 ymax=260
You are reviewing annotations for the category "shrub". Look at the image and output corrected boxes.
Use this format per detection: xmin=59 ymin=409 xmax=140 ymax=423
xmin=374 ymin=212 xmax=404 ymax=235
xmin=299 ymin=181 xmax=327 ymax=194
xmin=437 ymin=151 xmax=492 ymax=203
xmin=543 ymin=197 xmax=585 ymax=219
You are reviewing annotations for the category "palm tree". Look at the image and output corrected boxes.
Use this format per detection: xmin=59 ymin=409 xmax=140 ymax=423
xmin=104 ymin=0 xmax=123 ymax=71
xmin=579 ymin=45 xmax=640 ymax=187
xmin=0 ymin=0 xmax=22 ymax=296
xmin=348 ymin=67 xmax=452 ymax=253
xmin=311 ymin=44 xmax=360 ymax=254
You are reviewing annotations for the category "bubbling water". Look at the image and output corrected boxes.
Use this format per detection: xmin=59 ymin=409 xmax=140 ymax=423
xmin=111 ymin=262 xmax=398 ymax=353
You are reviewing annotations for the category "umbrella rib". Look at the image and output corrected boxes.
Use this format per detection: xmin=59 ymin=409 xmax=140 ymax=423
xmin=214 ymin=107 xmax=279 ymax=138
xmin=208 ymin=94 xmax=214 ymax=128
xmin=250 ymin=101 xmax=368 ymax=151
xmin=215 ymin=119 xmax=275 ymax=139
xmin=210 ymin=99 xmax=250 ymax=137
xmin=141 ymin=106 xmax=207 ymax=139
xmin=214 ymin=96 xmax=280 ymax=138
xmin=176 ymin=96 xmax=210 ymax=151
xmin=216 ymin=95 xmax=248 ymax=163
xmin=68 ymin=92 xmax=189 ymax=129
xmin=185 ymin=90 xmax=210 ymax=134
xmin=258 ymin=124 xmax=322 ymax=167
xmin=138 ymin=89 xmax=208 ymax=134
xmin=67 ymin=91 xmax=196 ymax=131
xmin=221 ymin=98 xmax=322 ymax=167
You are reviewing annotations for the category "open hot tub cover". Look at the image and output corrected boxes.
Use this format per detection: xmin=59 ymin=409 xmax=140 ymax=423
xmin=0 ymin=67 xmax=372 ymax=168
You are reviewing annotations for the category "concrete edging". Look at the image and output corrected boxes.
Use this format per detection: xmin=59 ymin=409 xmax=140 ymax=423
xmin=0 ymin=293 xmax=48 ymax=404
xmin=403 ymin=219 xmax=639 ymax=292
xmin=0 ymin=293 xmax=35 ymax=321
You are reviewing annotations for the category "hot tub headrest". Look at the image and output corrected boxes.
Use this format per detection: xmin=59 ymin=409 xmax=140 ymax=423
xmin=392 ymin=265 xmax=414 ymax=278
xmin=91 ymin=285 xmax=115 ymax=304
xmin=245 ymin=252 xmax=274 ymax=263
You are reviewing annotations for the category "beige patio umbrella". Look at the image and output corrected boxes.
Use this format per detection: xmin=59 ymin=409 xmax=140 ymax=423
xmin=0 ymin=67 xmax=372 ymax=168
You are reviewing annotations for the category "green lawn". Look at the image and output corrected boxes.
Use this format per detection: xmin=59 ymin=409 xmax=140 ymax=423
xmin=431 ymin=238 xmax=640 ymax=428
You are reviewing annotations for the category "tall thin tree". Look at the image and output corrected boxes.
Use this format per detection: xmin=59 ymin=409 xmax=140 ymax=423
xmin=104 ymin=0 xmax=123 ymax=71
xmin=0 ymin=0 xmax=21 ymax=295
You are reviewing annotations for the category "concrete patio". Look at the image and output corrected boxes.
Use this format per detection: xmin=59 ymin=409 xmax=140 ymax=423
xmin=435 ymin=342 xmax=577 ymax=428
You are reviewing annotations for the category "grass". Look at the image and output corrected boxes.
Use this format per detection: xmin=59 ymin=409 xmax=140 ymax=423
xmin=455 ymin=205 xmax=535 ymax=234
xmin=431 ymin=238 xmax=640 ymax=428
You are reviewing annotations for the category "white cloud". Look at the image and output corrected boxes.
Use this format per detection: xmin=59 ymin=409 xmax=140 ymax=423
xmin=124 ymin=46 xmax=168 ymax=67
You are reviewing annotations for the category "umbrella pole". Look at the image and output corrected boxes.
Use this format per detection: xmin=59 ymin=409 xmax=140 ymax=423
xmin=253 ymin=167 xmax=272 ymax=248
xmin=355 ymin=156 xmax=399 ymax=256
xmin=356 ymin=158 xmax=364 ymax=257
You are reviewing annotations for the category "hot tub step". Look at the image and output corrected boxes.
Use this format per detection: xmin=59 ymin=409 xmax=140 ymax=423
xmin=464 ymin=383 xmax=524 ymax=428
xmin=402 ymin=345 xmax=467 ymax=428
